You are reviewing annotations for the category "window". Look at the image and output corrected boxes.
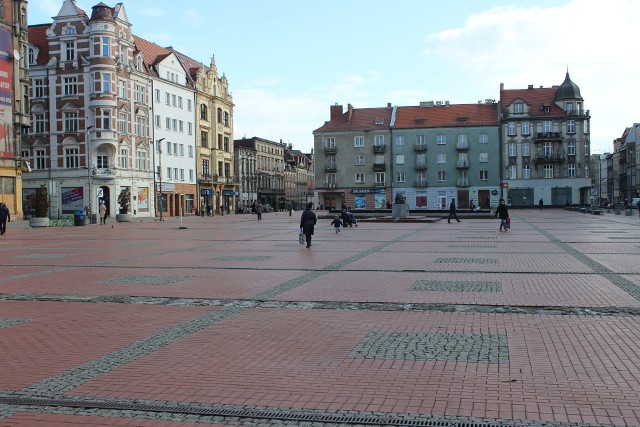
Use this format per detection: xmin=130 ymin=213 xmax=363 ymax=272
xmin=97 ymin=109 xmax=111 ymax=130
xmin=509 ymin=165 xmax=517 ymax=179
xmin=479 ymin=170 xmax=488 ymax=181
xmin=354 ymin=136 xmax=364 ymax=147
xmin=508 ymin=143 xmax=517 ymax=157
xmin=523 ymin=164 xmax=530 ymax=179
xmin=173 ymin=143 xmax=177 ymax=155
xmin=100 ymin=73 xmax=112 ymax=93
xmin=567 ymin=120 xmax=575 ymax=134
xmin=437 ymin=153 xmax=446 ymax=163
xmin=521 ymin=122 xmax=530 ymax=135
xmin=217 ymin=134 xmax=222 ymax=149
xmin=64 ymin=41 xmax=75 ymax=61
xmin=188 ymin=146 xmax=193 ymax=157
xmin=35 ymin=149 xmax=46 ymax=170
xmin=396 ymin=172 xmax=405 ymax=183
xmin=374 ymin=154 xmax=384 ymax=164
xmin=165 ymin=92 xmax=170 ymax=105
xmin=93 ymin=36 xmax=110 ymax=57
xmin=172 ymin=94 xmax=176 ymax=107
xmin=457 ymin=134 xmax=468 ymax=144
xmin=508 ymin=122 xmax=516 ymax=136
xmin=137 ymin=150 xmax=147 ymax=170
xmin=396 ymin=154 xmax=404 ymax=165
xmin=187 ymin=99 xmax=192 ymax=111
xmin=189 ymin=169 xmax=194 ymax=181
xmin=325 ymin=137 xmax=335 ymax=148
xmin=355 ymin=155 xmax=364 ymax=165
xmin=155 ymin=89 xmax=160 ymax=102
xmin=33 ymin=113 xmax=45 ymax=133
xmin=202 ymin=159 xmax=210 ymax=176
xmin=64 ymin=112 xmax=78 ymax=132
xmin=514 ymin=102 xmax=523 ymax=114
xmin=326 ymin=155 xmax=336 ymax=168
xmin=568 ymin=163 xmax=576 ymax=178
xmin=178 ymin=120 xmax=183 ymax=132
xmin=29 ymin=46 xmax=37 ymax=65
xmin=395 ymin=135 xmax=405 ymax=146
xmin=326 ymin=173 xmax=336 ymax=186
xmin=118 ymin=80 xmax=127 ymax=98
xmin=177 ymin=96 xmax=182 ymax=109
xmin=375 ymin=172 xmax=385 ymax=185
xmin=543 ymin=121 xmax=552 ymax=132
xmin=223 ymin=111 xmax=229 ymax=126
xmin=200 ymin=104 xmax=208 ymax=120
xmin=224 ymin=136 xmax=229 ymax=151
xmin=437 ymin=134 xmax=446 ymax=145
xmin=584 ymin=120 xmax=589 ymax=134
xmin=437 ymin=171 xmax=446 ymax=181
xmin=355 ymin=173 xmax=365 ymax=183
xmin=63 ymin=77 xmax=77 ymax=96
xmin=154 ymin=115 xmax=160 ymax=128
xmin=522 ymin=142 xmax=530 ymax=157
xmin=64 ymin=147 xmax=79 ymax=168
xmin=179 ymin=144 xmax=184 ymax=156
xmin=567 ymin=140 xmax=576 ymax=155
xmin=97 ymin=153 xmax=108 ymax=168
xmin=180 ymin=169 xmax=185 ymax=181
xmin=135 ymin=117 xmax=146 ymax=137
xmin=543 ymin=164 xmax=553 ymax=178
xmin=120 ymin=147 xmax=128 ymax=169
xmin=165 ymin=117 xmax=171 ymax=130
xmin=33 ymin=79 xmax=45 ymax=98
xmin=565 ymin=102 xmax=574 ymax=114
xmin=172 ymin=119 xmax=177 ymax=131
xmin=217 ymin=108 xmax=222 ymax=123
xmin=478 ymin=133 xmax=488 ymax=144
xmin=374 ymin=135 xmax=384 ymax=146
xmin=543 ymin=142 xmax=552 ymax=156
xmin=134 ymin=84 xmax=146 ymax=103
xmin=187 ymin=122 xmax=193 ymax=135
xmin=416 ymin=135 xmax=426 ymax=145
xmin=166 ymin=167 xmax=172 ymax=180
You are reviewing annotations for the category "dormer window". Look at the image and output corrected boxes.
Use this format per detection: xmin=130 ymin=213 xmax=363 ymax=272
xmin=514 ymin=102 xmax=523 ymax=114
xmin=565 ymin=102 xmax=574 ymax=114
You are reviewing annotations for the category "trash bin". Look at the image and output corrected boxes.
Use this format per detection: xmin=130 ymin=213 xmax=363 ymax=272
xmin=74 ymin=209 xmax=87 ymax=226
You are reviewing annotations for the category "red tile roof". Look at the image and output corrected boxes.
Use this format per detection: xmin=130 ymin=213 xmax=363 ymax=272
xmin=28 ymin=24 xmax=50 ymax=65
xmin=314 ymin=107 xmax=393 ymax=133
xmin=132 ymin=35 xmax=172 ymax=77
xmin=393 ymin=103 xmax=498 ymax=128
xmin=500 ymin=86 xmax=564 ymax=117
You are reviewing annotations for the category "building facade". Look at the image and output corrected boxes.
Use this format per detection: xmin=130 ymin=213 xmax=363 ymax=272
xmin=234 ymin=137 xmax=285 ymax=211
xmin=0 ymin=0 xmax=29 ymax=217
xmin=499 ymin=73 xmax=592 ymax=207
xmin=26 ymin=1 xmax=154 ymax=221
xmin=234 ymin=142 xmax=256 ymax=213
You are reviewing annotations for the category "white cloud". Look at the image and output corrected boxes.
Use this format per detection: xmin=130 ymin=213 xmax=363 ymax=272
xmin=422 ymin=0 xmax=640 ymax=153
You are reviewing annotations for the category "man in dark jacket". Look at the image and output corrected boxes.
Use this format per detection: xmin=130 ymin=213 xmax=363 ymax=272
xmin=448 ymin=199 xmax=460 ymax=223
xmin=0 ymin=202 xmax=10 ymax=235
xmin=300 ymin=202 xmax=317 ymax=248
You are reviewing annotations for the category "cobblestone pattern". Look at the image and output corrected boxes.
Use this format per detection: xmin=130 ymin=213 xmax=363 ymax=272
xmin=0 ymin=318 xmax=30 ymax=329
xmin=434 ymin=257 xmax=498 ymax=264
xmin=349 ymin=331 xmax=509 ymax=364
xmin=413 ymin=280 xmax=502 ymax=292
xmin=98 ymin=276 xmax=192 ymax=285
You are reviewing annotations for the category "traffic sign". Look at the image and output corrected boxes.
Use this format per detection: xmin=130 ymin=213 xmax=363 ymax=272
xmin=97 ymin=188 xmax=104 ymax=197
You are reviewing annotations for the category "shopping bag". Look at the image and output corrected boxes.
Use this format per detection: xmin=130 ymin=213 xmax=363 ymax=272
xmin=298 ymin=232 xmax=305 ymax=244
xmin=505 ymin=217 xmax=511 ymax=229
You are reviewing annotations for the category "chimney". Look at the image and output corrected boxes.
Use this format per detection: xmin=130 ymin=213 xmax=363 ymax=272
xmin=330 ymin=104 xmax=343 ymax=120
xmin=528 ymin=85 xmax=534 ymax=89
xmin=387 ymin=102 xmax=391 ymax=108
xmin=347 ymin=103 xmax=353 ymax=124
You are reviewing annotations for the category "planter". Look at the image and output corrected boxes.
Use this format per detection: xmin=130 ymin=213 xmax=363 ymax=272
xmin=116 ymin=214 xmax=133 ymax=222
xmin=392 ymin=204 xmax=408 ymax=221
xmin=29 ymin=217 xmax=50 ymax=228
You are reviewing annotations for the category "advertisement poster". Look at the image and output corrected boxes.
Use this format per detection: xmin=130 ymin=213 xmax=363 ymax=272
xmin=0 ymin=28 xmax=13 ymax=159
xmin=415 ymin=192 xmax=428 ymax=208
xmin=62 ymin=187 xmax=84 ymax=212
xmin=137 ymin=187 xmax=148 ymax=210
xmin=354 ymin=195 xmax=366 ymax=209
xmin=374 ymin=194 xmax=386 ymax=208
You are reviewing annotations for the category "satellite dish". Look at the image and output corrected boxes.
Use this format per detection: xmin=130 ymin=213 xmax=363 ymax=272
xmin=13 ymin=50 xmax=20 ymax=60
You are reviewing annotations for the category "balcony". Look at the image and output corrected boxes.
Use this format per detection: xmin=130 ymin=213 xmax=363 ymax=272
xmin=456 ymin=178 xmax=469 ymax=187
xmin=93 ymin=167 xmax=116 ymax=179
xmin=373 ymin=144 xmax=386 ymax=153
xmin=456 ymin=141 xmax=469 ymax=150
xmin=374 ymin=181 xmax=386 ymax=187
xmin=325 ymin=164 xmax=337 ymax=172
xmin=534 ymin=132 xmax=562 ymax=141
xmin=415 ymin=179 xmax=428 ymax=187
xmin=373 ymin=162 xmax=386 ymax=172
xmin=324 ymin=145 xmax=337 ymax=154
xmin=414 ymin=143 xmax=427 ymax=152
xmin=415 ymin=162 xmax=427 ymax=170
xmin=326 ymin=183 xmax=337 ymax=189
xmin=456 ymin=160 xmax=469 ymax=169
xmin=534 ymin=153 xmax=565 ymax=163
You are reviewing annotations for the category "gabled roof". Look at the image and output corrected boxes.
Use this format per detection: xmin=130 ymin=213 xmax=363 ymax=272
xmin=393 ymin=103 xmax=498 ymax=128
xmin=132 ymin=35 xmax=172 ymax=77
xmin=499 ymin=86 xmax=563 ymax=117
xmin=314 ymin=107 xmax=393 ymax=133
xmin=28 ymin=24 xmax=50 ymax=65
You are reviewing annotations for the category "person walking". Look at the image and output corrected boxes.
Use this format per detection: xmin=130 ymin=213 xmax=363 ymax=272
xmin=0 ymin=202 xmax=10 ymax=235
xmin=539 ymin=198 xmax=544 ymax=210
xmin=300 ymin=202 xmax=317 ymax=248
xmin=99 ymin=202 xmax=107 ymax=225
xmin=495 ymin=199 xmax=510 ymax=232
xmin=255 ymin=201 xmax=263 ymax=220
xmin=331 ymin=214 xmax=342 ymax=233
xmin=287 ymin=201 xmax=293 ymax=216
xmin=448 ymin=199 xmax=460 ymax=223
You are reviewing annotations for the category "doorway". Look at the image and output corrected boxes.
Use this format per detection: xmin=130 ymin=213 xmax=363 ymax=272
xmin=478 ymin=190 xmax=490 ymax=208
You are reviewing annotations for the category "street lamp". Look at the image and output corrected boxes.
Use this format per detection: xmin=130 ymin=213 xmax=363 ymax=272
xmin=86 ymin=125 xmax=94 ymax=223
xmin=157 ymin=138 xmax=165 ymax=221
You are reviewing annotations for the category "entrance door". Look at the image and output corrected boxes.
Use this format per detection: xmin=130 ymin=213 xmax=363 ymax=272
xmin=478 ymin=190 xmax=490 ymax=208
xmin=440 ymin=196 xmax=447 ymax=209
xmin=457 ymin=190 xmax=469 ymax=208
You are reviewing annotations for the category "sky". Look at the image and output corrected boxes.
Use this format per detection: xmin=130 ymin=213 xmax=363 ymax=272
xmin=31 ymin=0 xmax=639 ymax=154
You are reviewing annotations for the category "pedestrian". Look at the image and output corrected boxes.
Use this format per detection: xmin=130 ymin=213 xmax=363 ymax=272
xmin=636 ymin=199 xmax=640 ymax=218
xmin=300 ymin=202 xmax=317 ymax=248
xmin=255 ymin=201 xmax=263 ymax=220
xmin=539 ymin=198 xmax=543 ymax=210
xmin=448 ymin=199 xmax=460 ymax=223
xmin=288 ymin=201 xmax=293 ymax=216
xmin=331 ymin=214 xmax=342 ymax=233
xmin=495 ymin=199 xmax=510 ymax=232
xmin=251 ymin=201 xmax=256 ymax=215
xmin=0 ymin=202 xmax=10 ymax=235
xmin=99 ymin=202 xmax=107 ymax=225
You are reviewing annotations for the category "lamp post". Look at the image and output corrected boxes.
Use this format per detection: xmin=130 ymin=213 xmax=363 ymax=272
xmin=157 ymin=138 xmax=165 ymax=221
xmin=86 ymin=125 xmax=94 ymax=223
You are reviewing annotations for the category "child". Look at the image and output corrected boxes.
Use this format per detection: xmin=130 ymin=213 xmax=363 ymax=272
xmin=330 ymin=215 xmax=342 ymax=233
